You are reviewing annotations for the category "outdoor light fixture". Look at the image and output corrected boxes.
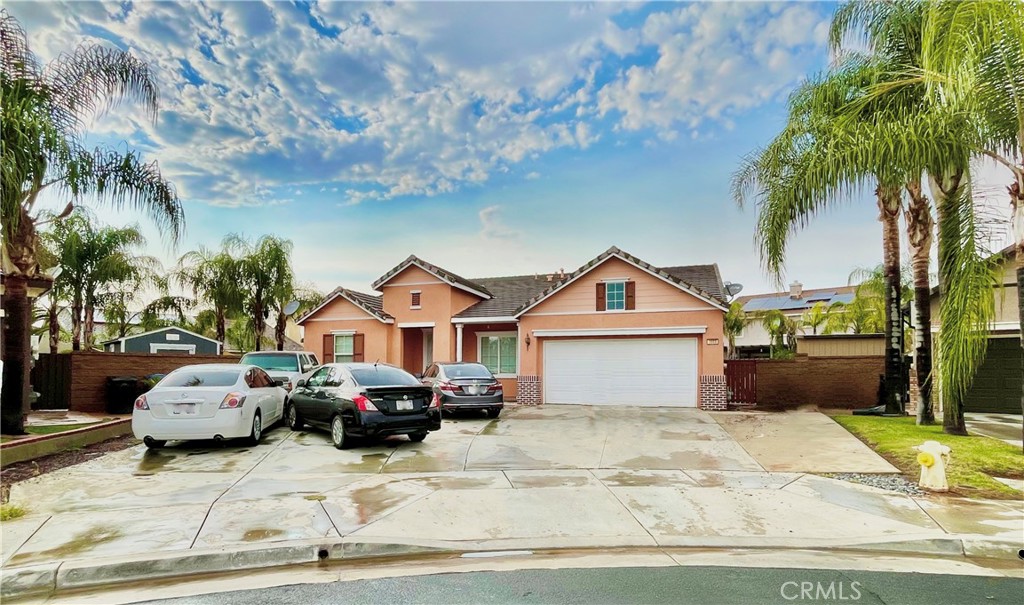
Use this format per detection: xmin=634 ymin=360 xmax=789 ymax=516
xmin=525 ymin=334 xmax=532 ymax=350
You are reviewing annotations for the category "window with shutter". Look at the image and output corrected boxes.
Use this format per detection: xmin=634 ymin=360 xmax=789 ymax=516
xmin=334 ymin=334 xmax=355 ymax=362
xmin=605 ymin=281 xmax=626 ymax=310
xmin=625 ymin=281 xmax=636 ymax=310
xmin=411 ymin=291 xmax=421 ymax=308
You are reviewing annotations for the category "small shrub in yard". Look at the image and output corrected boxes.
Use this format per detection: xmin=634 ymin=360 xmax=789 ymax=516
xmin=1 ymin=503 xmax=27 ymax=521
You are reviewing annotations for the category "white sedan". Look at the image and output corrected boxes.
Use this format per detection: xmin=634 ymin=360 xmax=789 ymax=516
xmin=132 ymin=364 xmax=286 ymax=449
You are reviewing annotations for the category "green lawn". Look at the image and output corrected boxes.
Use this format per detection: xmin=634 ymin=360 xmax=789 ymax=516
xmin=1 ymin=421 xmax=101 ymax=444
xmin=831 ymin=415 xmax=1024 ymax=499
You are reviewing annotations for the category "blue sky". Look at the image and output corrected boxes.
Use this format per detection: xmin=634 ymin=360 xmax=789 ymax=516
xmin=10 ymin=1 xmax=1014 ymax=298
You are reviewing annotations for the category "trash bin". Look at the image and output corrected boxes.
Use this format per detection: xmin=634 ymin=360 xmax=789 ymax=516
xmin=107 ymin=376 xmax=140 ymax=414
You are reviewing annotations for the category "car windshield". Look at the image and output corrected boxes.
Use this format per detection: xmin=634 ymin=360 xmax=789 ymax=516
xmin=240 ymin=353 xmax=298 ymax=372
xmin=160 ymin=370 xmax=240 ymax=387
xmin=441 ymin=364 xmax=493 ymax=379
xmin=350 ymin=366 xmax=419 ymax=386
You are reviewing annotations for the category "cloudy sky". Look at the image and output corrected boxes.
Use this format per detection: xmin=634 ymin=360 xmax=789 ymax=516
xmin=9 ymin=1 xmax=1014 ymax=298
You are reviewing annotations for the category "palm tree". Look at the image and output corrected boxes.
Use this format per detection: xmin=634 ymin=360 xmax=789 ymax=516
xmin=800 ymin=302 xmax=830 ymax=336
xmin=270 ymin=282 xmax=321 ymax=351
xmin=915 ymin=0 xmax=1024 ymax=438
xmin=724 ymin=302 xmax=750 ymax=360
xmin=1 ymin=10 xmax=183 ymax=433
xmin=175 ymin=245 xmax=242 ymax=347
xmin=227 ymin=235 xmax=293 ymax=352
xmin=758 ymin=310 xmax=798 ymax=359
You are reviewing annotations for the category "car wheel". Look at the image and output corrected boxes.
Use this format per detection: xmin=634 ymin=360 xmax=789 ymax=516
xmin=248 ymin=411 xmax=263 ymax=445
xmin=486 ymin=408 xmax=501 ymax=419
xmin=287 ymin=404 xmax=304 ymax=431
xmin=331 ymin=415 xmax=349 ymax=450
xmin=143 ymin=436 xmax=166 ymax=449
xmin=408 ymin=431 xmax=428 ymax=443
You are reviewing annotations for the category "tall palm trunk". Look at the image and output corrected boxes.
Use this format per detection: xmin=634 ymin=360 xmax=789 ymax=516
xmin=1009 ymin=178 xmax=1023 ymax=450
xmin=275 ymin=309 xmax=287 ymax=351
xmin=215 ymin=307 xmax=226 ymax=352
xmin=83 ymin=303 xmax=95 ymax=350
xmin=70 ymin=296 xmax=83 ymax=351
xmin=905 ymin=179 xmax=935 ymax=424
xmin=1 ymin=275 xmax=30 ymax=434
xmin=931 ymin=168 xmax=968 ymax=435
xmin=878 ymin=184 xmax=904 ymax=414
xmin=48 ymin=298 xmax=59 ymax=352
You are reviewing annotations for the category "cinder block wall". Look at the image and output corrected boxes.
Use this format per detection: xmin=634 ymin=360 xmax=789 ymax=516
xmin=67 ymin=352 xmax=236 ymax=413
xmin=756 ymin=355 xmax=884 ymax=409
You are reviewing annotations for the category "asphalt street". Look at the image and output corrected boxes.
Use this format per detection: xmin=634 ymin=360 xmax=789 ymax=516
xmin=135 ymin=565 xmax=1024 ymax=605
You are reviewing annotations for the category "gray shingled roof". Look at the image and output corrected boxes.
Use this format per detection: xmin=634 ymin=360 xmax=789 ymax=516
xmin=454 ymin=247 xmax=727 ymax=318
xmin=297 ymin=287 xmax=392 ymax=324
xmin=454 ymin=275 xmax=553 ymax=318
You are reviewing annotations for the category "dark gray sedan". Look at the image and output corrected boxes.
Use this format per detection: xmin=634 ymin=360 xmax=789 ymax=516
xmin=420 ymin=362 xmax=504 ymax=418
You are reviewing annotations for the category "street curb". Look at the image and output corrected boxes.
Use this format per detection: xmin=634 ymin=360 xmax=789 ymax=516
xmin=3 ymin=534 xmax=1021 ymax=600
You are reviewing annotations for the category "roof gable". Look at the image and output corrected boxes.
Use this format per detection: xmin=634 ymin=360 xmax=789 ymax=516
xmin=101 ymin=326 xmax=221 ymax=346
xmin=372 ymin=255 xmax=492 ymax=299
xmin=297 ymin=288 xmax=393 ymax=324
xmin=514 ymin=246 xmax=728 ymax=317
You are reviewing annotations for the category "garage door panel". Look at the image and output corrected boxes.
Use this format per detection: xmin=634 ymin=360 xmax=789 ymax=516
xmin=543 ymin=338 xmax=697 ymax=407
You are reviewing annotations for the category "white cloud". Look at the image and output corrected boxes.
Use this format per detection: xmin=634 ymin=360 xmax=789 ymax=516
xmin=478 ymin=205 xmax=519 ymax=240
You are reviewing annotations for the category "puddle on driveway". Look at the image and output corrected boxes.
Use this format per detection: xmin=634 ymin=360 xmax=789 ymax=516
xmin=9 ymin=526 xmax=122 ymax=565
xmin=349 ymin=483 xmax=412 ymax=524
xmin=336 ymin=453 xmax=390 ymax=473
xmin=412 ymin=476 xmax=497 ymax=490
xmin=659 ymin=430 xmax=713 ymax=441
xmin=617 ymin=452 xmax=721 ymax=470
xmin=242 ymin=528 xmax=285 ymax=542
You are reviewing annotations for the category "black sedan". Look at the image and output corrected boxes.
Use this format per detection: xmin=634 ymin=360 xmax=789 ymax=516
xmin=421 ymin=362 xmax=504 ymax=418
xmin=286 ymin=363 xmax=439 ymax=449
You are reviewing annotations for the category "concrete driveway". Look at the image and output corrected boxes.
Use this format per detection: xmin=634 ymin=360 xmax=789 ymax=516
xmin=6 ymin=405 xmax=1018 ymax=591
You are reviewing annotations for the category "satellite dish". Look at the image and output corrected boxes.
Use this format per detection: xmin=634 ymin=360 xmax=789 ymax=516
xmin=283 ymin=300 xmax=300 ymax=316
xmin=725 ymin=283 xmax=744 ymax=298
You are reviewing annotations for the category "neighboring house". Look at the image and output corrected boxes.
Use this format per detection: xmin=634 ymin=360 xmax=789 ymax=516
xmin=101 ymin=326 xmax=223 ymax=355
xmin=930 ymin=245 xmax=1020 ymax=413
xmin=298 ymin=247 xmax=729 ymax=409
xmin=732 ymin=282 xmax=857 ymax=358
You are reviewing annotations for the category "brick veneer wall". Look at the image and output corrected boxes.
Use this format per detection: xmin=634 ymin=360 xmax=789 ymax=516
xmin=756 ymin=355 xmax=883 ymax=409
xmin=65 ymin=352 xmax=236 ymax=413
xmin=699 ymin=375 xmax=728 ymax=410
xmin=517 ymin=375 xmax=542 ymax=405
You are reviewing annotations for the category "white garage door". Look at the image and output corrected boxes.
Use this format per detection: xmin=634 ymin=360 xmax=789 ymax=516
xmin=543 ymin=338 xmax=698 ymax=407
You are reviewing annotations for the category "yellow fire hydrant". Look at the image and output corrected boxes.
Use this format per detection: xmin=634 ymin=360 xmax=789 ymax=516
xmin=913 ymin=441 xmax=952 ymax=492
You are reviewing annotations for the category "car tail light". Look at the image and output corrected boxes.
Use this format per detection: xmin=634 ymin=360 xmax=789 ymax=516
xmin=353 ymin=395 xmax=378 ymax=412
xmin=219 ymin=392 xmax=246 ymax=409
xmin=438 ymin=382 xmax=461 ymax=393
xmin=487 ymin=383 xmax=502 ymax=394
xmin=134 ymin=395 xmax=149 ymax=410
xmin=281 ymin=383 xmax=293 ymax=392
xmin=429 ymin=393 xmax=440 ymax=408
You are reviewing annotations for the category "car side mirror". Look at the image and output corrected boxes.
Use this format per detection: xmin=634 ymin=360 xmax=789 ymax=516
xmin=273 ymin=379 xmax=285 ymax=387
xmin=296 ymin=379 xmax=307 ymax=388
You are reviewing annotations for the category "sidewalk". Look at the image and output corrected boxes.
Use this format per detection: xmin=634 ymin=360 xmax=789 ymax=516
xmin=2 ymin=409 xmax=1021 ymax=599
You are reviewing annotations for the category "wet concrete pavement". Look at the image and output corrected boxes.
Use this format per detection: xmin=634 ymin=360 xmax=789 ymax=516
xmin=2 ymin=406 xmax=1021 ymax=581
xmin=965 ymin=413 xmax=1024 ymax=448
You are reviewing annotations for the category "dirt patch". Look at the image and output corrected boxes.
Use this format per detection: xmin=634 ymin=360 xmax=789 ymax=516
xmin=242 ymin=528 xmax=285 ymax=541
xmin=0 ymin=434 xmax=138 ymax=497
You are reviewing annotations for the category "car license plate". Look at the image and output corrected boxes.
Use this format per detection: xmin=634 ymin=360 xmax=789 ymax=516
xmin=173 ymin=403 xmax=196 ymax=415
xmin=397 ymin=400 xmax=414 ymax=411
xmin=467 ymin=386 xmax=482 ymax=395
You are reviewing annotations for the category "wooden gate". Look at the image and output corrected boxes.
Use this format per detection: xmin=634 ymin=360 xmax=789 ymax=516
xmin=725 ymin=359 xmax=757 ymax=404
xmin=30 ymin=353 xmax=72 ymax=410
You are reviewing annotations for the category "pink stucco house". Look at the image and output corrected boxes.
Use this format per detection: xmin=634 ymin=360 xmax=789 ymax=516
xmin=297 ymin=247 xmax=729 ymax=409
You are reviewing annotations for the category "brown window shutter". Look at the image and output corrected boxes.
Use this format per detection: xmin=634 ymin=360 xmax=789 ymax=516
xmin=626 ymin=281 xmax=636 ymax=310
xmin=353 ymin=333 xmax=365 ymax=362
xmin=322 ymin=334 xmax=334 ymax=363
xmin=411 ymin=292 xmax=421 ymax=306
xmin=596 ymin=282 xmax=606 ymax=311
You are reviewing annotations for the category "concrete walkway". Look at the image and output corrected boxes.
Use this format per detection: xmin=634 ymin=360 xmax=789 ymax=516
xmin=2 ymin=406 xmax=1021 ymax=598
xmin=966 ymin=413 xmax=1024 ymax=449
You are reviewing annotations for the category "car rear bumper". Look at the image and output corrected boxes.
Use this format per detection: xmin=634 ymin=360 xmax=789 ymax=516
xmin=132 ymin=408 xmax=252 ymax=441
xmin=349 ymin=409 xmax=441 ymax=437
xmin=440 ymin=393 xmax=504 ymax=408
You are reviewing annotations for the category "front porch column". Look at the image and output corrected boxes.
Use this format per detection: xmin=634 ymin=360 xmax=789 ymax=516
xmin=455 ymin=323 xmax=464 ymax=362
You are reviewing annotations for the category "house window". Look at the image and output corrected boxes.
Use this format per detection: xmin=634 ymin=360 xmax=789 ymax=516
xmin=606 ymin=281 xmax=626 ymax=310
xmin=479 ymin=333 xmax=517 ymax=376
xmin=334 ymin=334 xmax=354 ymax=363
xmin=411 ymin=291 xmax=421 ymax=308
